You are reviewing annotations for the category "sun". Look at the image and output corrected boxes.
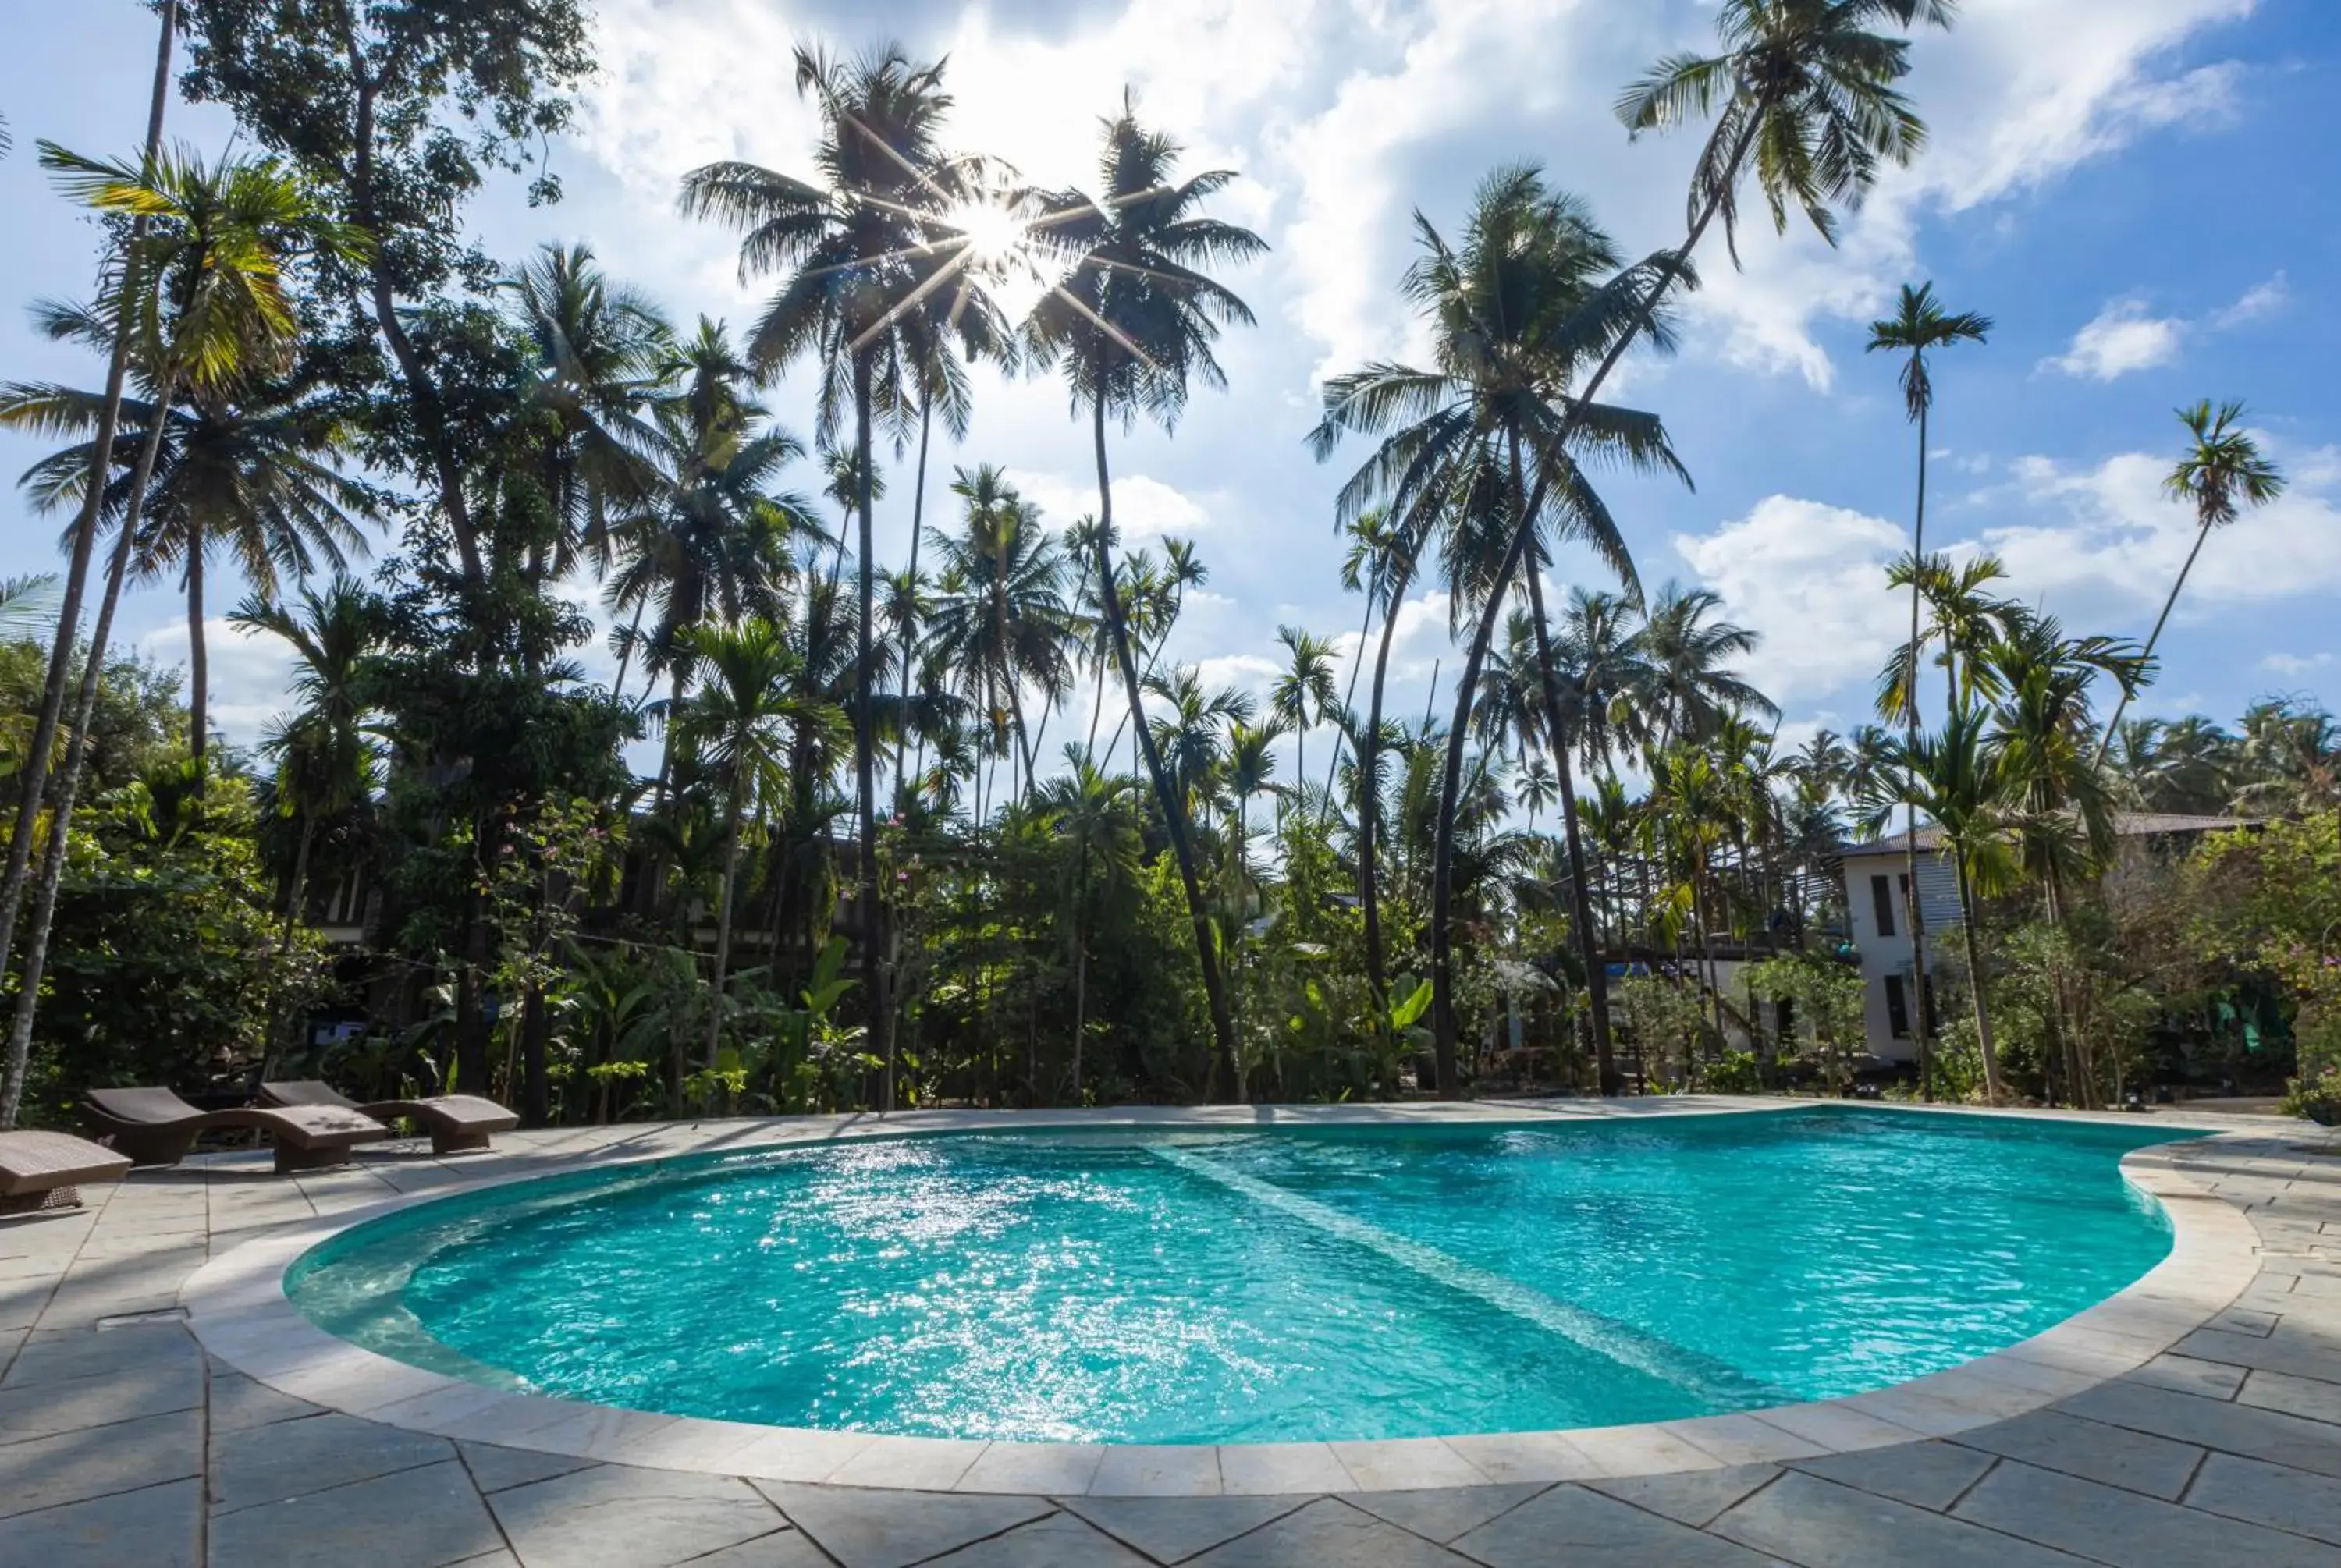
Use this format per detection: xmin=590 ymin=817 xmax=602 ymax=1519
xmin=943 ymin=200 xmax=1029 ymax=267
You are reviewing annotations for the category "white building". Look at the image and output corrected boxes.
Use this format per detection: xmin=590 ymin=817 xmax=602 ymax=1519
xmin=1838 ymin=814 xmax=2247 ymax=1063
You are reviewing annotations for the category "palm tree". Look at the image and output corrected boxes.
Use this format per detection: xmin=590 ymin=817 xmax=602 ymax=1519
xmin=1632 ymin=584 xmax=1775 ymax=746
xmin=1864 ymin=704 xmax=2012 ymax=1103
xmin=9 ymin=369 xmax=381 ymax=775
xmin=1025 ymin=96 xmax=1266 ymax=1101
xmin=1345 ymin=506 xmax=1431 ymax=1010
xmin=2094 ymin=401 xmax=2286 ymax=761
xmin=1220 ymin=718 xmax=1283 ymax=885
xmin=680 ymin=42 xmax=1010 ymax=1110
xmin=1309 ymin=168 xmax=1690 ymax=1097
xmin=673 ymin=618 xmax=824 ymax=1084
xmin=1865 ymin=281 xmax=1988 ymax=1098
xmin=0 ymin=143 xmax=364 ymax=1129
xmin=1270 ymin=625 xmax=1337 ymax=827
xmin=1143 ymin=665 xmax=1256 ymax=825
xmin=1037 ymin=752 xmax=1143 ymax=1099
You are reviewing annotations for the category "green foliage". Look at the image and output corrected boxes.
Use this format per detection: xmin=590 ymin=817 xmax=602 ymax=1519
xmin=1744 ymin=952 xmax=1867 ymax=1095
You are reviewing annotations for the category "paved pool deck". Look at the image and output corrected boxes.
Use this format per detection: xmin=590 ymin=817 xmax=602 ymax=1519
xmin=7 ymin=1096 xmax=2341 ymax=1566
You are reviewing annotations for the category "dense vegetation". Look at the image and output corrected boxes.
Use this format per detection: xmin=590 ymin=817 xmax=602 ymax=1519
xmin=0 ymin=0 xmax=2329 ymax=1131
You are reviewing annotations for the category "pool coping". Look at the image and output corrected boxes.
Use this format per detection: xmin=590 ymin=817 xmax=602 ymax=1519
xmin=177 ymin=1098 xmax=2265 ymax=1496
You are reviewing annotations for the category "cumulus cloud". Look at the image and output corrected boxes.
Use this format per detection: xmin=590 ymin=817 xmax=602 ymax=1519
xmin=1001 ymin=469 xmax=1216 ymax=539
xmin=1671 ymin=497 xmax=1909 ymax=703
xmin=2213 ymin=270 xmax=2290 ymax=328
xmin=136 ymin=617 xmax=294 ymax=749
xmin=2261 ymin=651 xmax=2332 ymax=677
xmin=2041 ymin=297 xmax=2186 ymax=381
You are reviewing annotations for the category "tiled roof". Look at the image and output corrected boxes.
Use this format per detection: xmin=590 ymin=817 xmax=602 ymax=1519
xmin=1840 ymin=812 xmax=2251 ymax=857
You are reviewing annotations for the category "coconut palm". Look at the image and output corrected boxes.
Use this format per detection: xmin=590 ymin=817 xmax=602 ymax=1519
xmin=1270 ymin=625 xmax=1337 ymax=826
xmin=0 ymin=143 xmax=366 ymax=1129
xmin=1025 ymin=97 xmax=1266 ymax=1100
xmin=1037 ymin=752 xmax=1144 ymax=1098
xmin=1309 ymin=168 xmax=1691 ymax=1097
xmin=2093 ymin=401 xmax=2286 ymax=760
xmin=680 ymin=42 xmax=1011 ymax=1108
xmin=1631 ymin=584 xmax=1775 ymax=746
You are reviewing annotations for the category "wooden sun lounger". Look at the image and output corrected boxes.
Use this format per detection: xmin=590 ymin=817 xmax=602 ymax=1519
xmin=82 ymin=1087 xmax=391 ymax=1174
xmin=260 ymin=1081 xmax=519 ymax=1156
xmin=0 ymin=1130 xmax=133 ymax=1215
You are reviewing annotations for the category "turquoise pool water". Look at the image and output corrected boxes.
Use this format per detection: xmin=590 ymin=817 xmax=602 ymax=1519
xmin=286 ymin=1109 xmax=2187 ymax=1444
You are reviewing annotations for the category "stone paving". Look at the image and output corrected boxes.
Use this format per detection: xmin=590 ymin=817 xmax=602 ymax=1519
xmin=5 ymin=1103 xmax=2341 ymax=1566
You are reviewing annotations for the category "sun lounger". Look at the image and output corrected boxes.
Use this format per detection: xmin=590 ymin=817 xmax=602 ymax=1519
xmin=82 ymin=1087 xmax=390 ymax=1174
xmin=260 ymin=1080 xmax=519 ymax=1156
xmin=0 ymin=1130 xmax=133 ymax=1215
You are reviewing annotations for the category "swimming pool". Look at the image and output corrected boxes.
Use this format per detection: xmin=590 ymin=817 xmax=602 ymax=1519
xmin=285 ymin=1108 xmax=2186 ymax=1445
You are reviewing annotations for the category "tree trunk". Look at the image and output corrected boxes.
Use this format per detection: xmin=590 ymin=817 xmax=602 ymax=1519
xmin=705 ymin=793 xmax=744 ymax=1087
xmin=1358 ymin=543 xmax=1415 ymax=1020
xmin=186 ymin=522 xmax=208 ymax=783
xmin=851 ymin=363 xmax=891 ymax=1111
xmin=1955 ymin=848 xmax=2003 ymax=1104
xmin=1089 ymin=388 xmax=1241 ymax=1101
xmin=2095 ymin=516 xmax=2211 ymax=765
xmin=1902 ymin=396 xmax=1936 ymax=1101
xmin=893 ymin=401 xmax=933 ymax=805
xmin=0 ymin=2 xmax=174 ymax=1130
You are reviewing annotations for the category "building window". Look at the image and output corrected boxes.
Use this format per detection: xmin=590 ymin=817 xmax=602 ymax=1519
xmin=1870 ymin=874 xmax=1896 ymax=938
xmin=1885 ymin=974 xmax=1911 ymax=1040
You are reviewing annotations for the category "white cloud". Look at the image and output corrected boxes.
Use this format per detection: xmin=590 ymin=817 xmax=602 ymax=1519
xmin=137 ymin=617 xmax=294 ymax=749
xmin=2214 ymin=270 xmax=2290 ymax=328
xmin=1671 ymin=496 xmax=1910 ymax=702
xmin=1194 ymin=653 xmax=1281 ymax=698
xmin=1000 ymin=469 xmax=1215 ymax=540
xmin=2041 ymin=296 xmax=2186 ymax=381
xmin=2261 ymin=652 xmax=2332 ymax=677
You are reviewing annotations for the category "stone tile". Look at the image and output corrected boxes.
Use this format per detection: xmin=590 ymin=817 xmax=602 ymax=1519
xmin=2212 ymin=1307 xmax=2282 ymax=1337
xmin=674 ymin=1528 xmax=838 ymax=1567
xmin=0 ymin=1474 xmax=200 ymax=1568
xmin=0 ymin=1322 xmax=197 ymax=1390
xmin=819 ymin=1434 xmax=990 ymax=1492
xmin=1789 ymin=1441 xmax=1995 ymax=1512
xmin=0 ymin=1351 xmax=202 ymax=1442
xmin=756 ymin=1482 xmax=1052 ymax=1568
xmin=2128 ymin=1353 xmax=2248 ymax=1399
xmin=1452 ymin=1483 xmax=1778 ymax=1567
xmin=209 ymin=1367 xmax=326 ymax=1432
xmin=210 ymin=1410 xmax=453 ymax=1514
xmin=923 ymin=1512 xmax=1154 ymax=1567
xmin=1949 ymin=1408 xmax=2204 ymax=1500
xmin=954 ymin=1441 xmax=1106 ymax=1495
xmin=1345 ymin=1481 xmax=1550 ymax=1543
xmin=1712 ymin=1470 xmax=2091 ymax=1567
xmin=2187 ymin=1452 xmax=2341 ymax=1547
xmin=457 ymin=1440 xmax=602 ymax=1495
xmin=2239 ymin=1367 xmax=2341 ymax=1426
xmin=1188 ymin=1497 xmax=1468 ymax=1566
xmin=1583 ymin=1463 xmax=1778 ymax=1529
xmin=1955 ymin=1458 xmax=2337 ymax=1568
xmin=2172 ymin=1324 xmax=2341 ymax=1383
xmin=208 ymin=1457 xmax=506 ymax=1568
xmin=1437 ymin=1431 xmax=1604 ymax=1485
xmin=1089 ymin=1444 xmax=1222 ymax=1497
xmin=2061 ymin=1378 xmax=2341 ymax=1478
xmin=491 ymin=1464 xmax=782 ymax=1568
xmin=0 ymin=1407 xmax=201 ymax=1520
xmin=1063 ymin=1495 xmax=1305 ymax=1563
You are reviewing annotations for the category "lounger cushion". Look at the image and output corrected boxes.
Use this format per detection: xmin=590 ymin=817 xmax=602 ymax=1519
xmin=0 ymin=1131 xmax=133 ymax=1197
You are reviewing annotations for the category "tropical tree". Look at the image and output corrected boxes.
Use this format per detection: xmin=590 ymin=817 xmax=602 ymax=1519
xmin=1026 ymin=95 xmax=1266 ymax=1100
xmin=1036 ymin=754 xmax=1143 ymax=1098
xmin=680 ymin=42 xmax=1009 ymax=1108
xmin=1631 ymin=584 xmax=1775 ymax=746
xmin=1270 ymin=624 xmax=1337 ymax=825
xmin=1309 ymin=167 xmax=1689 ymax=1096
xmin=2095 ymin=400 xmax=2286 ymax=759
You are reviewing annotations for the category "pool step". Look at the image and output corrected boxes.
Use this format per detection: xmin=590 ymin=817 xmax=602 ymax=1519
xmin=1146 ymin=1144 xmax=1781 ymax=1408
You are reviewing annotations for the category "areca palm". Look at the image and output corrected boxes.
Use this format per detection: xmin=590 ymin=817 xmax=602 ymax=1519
xmin=1026 ymin=98 xmax=1266 ymax=1100
xmin=1270 ymin=624 xmax=1337 ymax=825
xmin=680 ymin=42 xmax=1010 ymax=1108
xmin=2094 ymin=400 xmax=2286 ymax=760
xmin=673 ymin=617 xmax=833 ymax=1083
xmin=0 ymin=142 xmax=364 ymax=1128
xmin=1310 ymin=167 xmax=1691 ymax=1098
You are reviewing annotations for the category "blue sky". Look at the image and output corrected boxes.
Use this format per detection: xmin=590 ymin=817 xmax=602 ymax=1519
xmin=0 ymin=0 xmax=2334 ymax=781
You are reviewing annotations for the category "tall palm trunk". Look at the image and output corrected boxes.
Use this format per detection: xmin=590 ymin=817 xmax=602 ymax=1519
xmin=1902 ymin=392 xmax=1935 ymax=1099
xmin=1521 ymin=516 xmax=1619 ymax=1094
xmin=186 ymin=521 xmax=208 ymax=783
xmin=1322 ymin=588 xmax=1376 ymax=825
xmin=1952 ymin=847 xmax=2003 ymax=1103
xmin=894 ymin=402 xmax=932 ymax=796
xmin=704 ymin=780 xmax=744 ymax=1084
xmin=0 ymin=4 xmax=175 ymax=1130
xmin=2094 ymin=517 xmax=2211 ymax=764
xmin=851 ymin=361 xmax=891 ymax=1110
xmin=1357 ymin=544 xmax=1414 ymax=1019
xmin=1090 ymin=389 xmax=1241 ymax=1100
xmin=1430 ymin=130 xmax=1748 ymax=1091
